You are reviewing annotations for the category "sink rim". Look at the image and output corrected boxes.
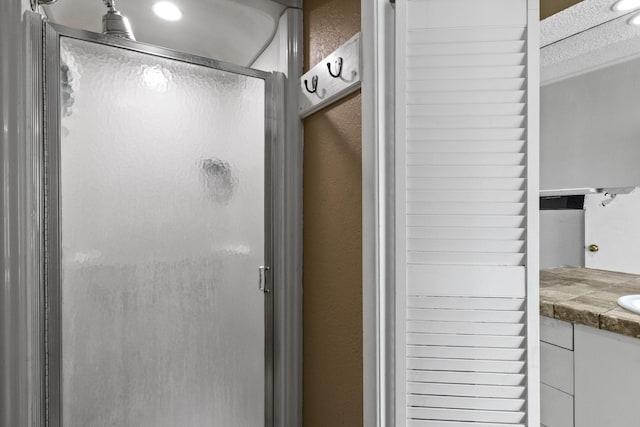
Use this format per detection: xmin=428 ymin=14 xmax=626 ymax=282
xmin=617 ymin=294 xmax=640 ymax=315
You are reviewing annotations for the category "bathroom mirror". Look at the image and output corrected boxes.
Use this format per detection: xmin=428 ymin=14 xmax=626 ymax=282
xmin=540 ymin=0 xmax=640 ymax=272
xmin=540 ymin=0 xmax=640 ymax=192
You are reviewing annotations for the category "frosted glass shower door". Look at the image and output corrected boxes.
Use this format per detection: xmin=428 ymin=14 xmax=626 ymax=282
xmin=46 ymin=30 xmax=273 ymax=427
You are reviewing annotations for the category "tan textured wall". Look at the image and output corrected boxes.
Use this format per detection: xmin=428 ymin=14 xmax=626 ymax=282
xmin=302 ymin=0 xmax=363 ymax=426
xmin=541 ymin=0 xmax=583 ymax=19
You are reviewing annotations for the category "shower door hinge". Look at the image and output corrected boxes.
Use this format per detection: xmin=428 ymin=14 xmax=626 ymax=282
xmin=258 ymin=266 xmax=271 ymax=293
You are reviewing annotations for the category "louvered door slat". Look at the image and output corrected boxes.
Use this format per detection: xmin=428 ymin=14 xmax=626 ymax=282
xmin=407 ymin=333 xmax=525 ymax=348
xmin=406 ymin=90 xmax=525 ymax=104
xmin=408 ymin=53 xmax=525 ymax=67
xmin=407 ymin=78 xmax=525 ymax=92
xmin=408 ymin=239 xmax=525 ymax=253
xmin=408 ymin=421 xmax=524 ymax=427
xmin=407 ymin=27 xmax=526 ymax=44
xmin=407 ymin=395 xmax=525 ymax=411
xmin=406 ymin=321 xmax=524 ymax=336
xmin=407 ymin=177 xmax=525 ymax=191
xmin=409 ymin=41 xmax=526 ymax=56
xmin=408 ymin=252 xmax=524 ymax=266
xmin=407 ymin=165 xmax=525 ymax=178
xmin=408 ymin=358 xmax=525 ymax=373
xmin=407 ymin=370 xmax=525 ymax=386
xmin=407 ymin=128 xmax=525 ymax=141
xmin=408 ymin=104 xmax=525 ymax=116
xmin=407 ymin=66 xmax=525 ymax=80
xmin=407 ymin=309 xmax=525 ymax=323
xmin=407 ymin=296 xmax=525 ymax=310
xmin=408 ymin=201 xmax=525 ymax=214
xmin=406 ymin=345 xmax=525 ymax=360
xmin=407 ymin=191 xmax=525 ymax=203
xmin=396 ymin=0 xmax=537 ymax=425
xmin=409 ymin=228 xmax=525 ymax=240
xmin=407 ymin=153 xmax=525 ymax=166
xmin=408 ymin=116 xmax=526 ymax=130
xmin=407 ymin=408 xmax=525 ymax=424
xmin=407 ymin=140 xmax=525 ymax=153
xmin=407 ymin=215 xmax=524 ymax=228
xmin=407 ymin=383 xmax=525 ymax=399
xmin=408 ymin=90 xmax=525 ymax=105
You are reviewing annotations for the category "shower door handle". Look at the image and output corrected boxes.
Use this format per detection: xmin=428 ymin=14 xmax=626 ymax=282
xmin=258 ymin=266 xmax=270 ymax=293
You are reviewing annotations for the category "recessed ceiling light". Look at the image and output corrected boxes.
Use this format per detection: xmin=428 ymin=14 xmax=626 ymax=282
xmin=153 ymin=2 xmax=182 ymax=21
xmin=612 ymin=0 xmax=640 ymax=11
xmin=630 ymin=12 xmax=640 ymax=25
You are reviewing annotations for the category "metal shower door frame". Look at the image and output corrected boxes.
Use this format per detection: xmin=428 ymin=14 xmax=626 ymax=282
xmin=39 ymin=18 xmax=280 ymax=427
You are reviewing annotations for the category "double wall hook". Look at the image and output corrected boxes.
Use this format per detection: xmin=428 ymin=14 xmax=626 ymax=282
xmin=304 ymin=75 xmax=318 ymax=94
xmin=327 ymin=57 xmax=344 ymax=78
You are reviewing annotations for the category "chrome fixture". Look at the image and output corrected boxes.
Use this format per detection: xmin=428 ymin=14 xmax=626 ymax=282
xmin=601 ymin=193 xmax=618 ymax=207
xmin=258 ymin=266 xmax=271 ymax=293
xmin=600 ymin=186 xmax=635 ymax=207
xmin=102 ymin=0 xmax=136 ymax=41
xmin=31 ymin=0 xmax=59 ymax=10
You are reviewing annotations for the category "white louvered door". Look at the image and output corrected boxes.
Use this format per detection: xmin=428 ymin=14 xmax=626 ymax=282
xmin=395 ymin=0 xmax=539 ymax=426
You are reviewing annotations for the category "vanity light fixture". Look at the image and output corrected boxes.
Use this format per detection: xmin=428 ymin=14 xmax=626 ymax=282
xmin=630 ymin=12 xmax=640 ymax=25
xmin=612 ymin=0 xmax=640 ymax=11
xmin=152 ymin=1 xmax=182 ymax=21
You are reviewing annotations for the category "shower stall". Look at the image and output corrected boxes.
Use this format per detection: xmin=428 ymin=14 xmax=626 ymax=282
xmin=1 ymin=6 xmax=302 ymax=426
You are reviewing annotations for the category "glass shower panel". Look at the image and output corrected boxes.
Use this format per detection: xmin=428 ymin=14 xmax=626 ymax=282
xmin=58 ymin=37 xmax=266 ymax=427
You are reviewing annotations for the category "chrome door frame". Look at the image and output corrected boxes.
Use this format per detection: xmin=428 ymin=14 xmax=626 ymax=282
xmin=40 ymin=18 xmax=279 ymax=427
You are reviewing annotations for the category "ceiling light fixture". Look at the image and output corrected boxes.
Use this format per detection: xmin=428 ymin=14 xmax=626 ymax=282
xmin=630 ymin=12 xmax=640 ymax=25
xmin=153 ymin=1 xmax=182 ymax=21
xmin=612 ymin=0 xmax=640 ymax=11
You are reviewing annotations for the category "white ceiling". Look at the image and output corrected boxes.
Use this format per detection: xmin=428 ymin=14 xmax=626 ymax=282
xmin=541 ymin=0 xmax=640 ymax=84
xmin=44 ymin=0 xmax=288 ymax=66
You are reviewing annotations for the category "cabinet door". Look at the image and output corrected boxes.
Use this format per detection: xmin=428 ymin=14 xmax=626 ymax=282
xmin=574 ymin=325 xmax=640 ymax=427
xmin=584 ymin=190 xmax=640 ymax=275
xmin=394 ymin=0 xmax=540 ymax=425
xmin=541 ymin=384 xmax=574 ymax=427
xmin=540 ymin=342 xmax=574 ymax=395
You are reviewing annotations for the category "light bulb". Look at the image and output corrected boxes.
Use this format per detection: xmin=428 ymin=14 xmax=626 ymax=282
xmin=612 ymin=0 xmax=640 ymax=11
xmin=153 ymin=2 xmax=182 ymax=21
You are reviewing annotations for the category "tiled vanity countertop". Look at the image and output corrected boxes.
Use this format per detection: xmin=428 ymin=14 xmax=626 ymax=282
xmin=541 ymin=267 xmax=640 ymax=338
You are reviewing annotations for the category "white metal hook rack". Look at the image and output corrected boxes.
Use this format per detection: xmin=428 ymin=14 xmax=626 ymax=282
xmin=298 ymin=32 xmax=361 ymax=119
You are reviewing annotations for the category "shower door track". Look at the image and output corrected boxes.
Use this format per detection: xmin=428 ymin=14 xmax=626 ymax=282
xmin=35 ymin=15 xmax=281 ymax=427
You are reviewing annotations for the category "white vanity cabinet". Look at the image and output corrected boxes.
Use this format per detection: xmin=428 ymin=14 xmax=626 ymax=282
xmin=574 ymin=325 xmax=640 ymax=427
xmin=540 ymin=317 xmax=574 ymax=427
xmin=540 ymin=318 xmax=640 ymax=427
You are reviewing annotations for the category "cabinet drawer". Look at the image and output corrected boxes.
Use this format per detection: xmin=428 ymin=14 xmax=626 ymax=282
xmin=540 ymin=316 xmax=573 ymax=350
xmin=541 ymin=341 xmax=574 ymax=395
xmin=541 ymin=383 xmax=574 ymax=427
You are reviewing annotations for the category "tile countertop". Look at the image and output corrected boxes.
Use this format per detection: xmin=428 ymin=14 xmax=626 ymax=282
xmin=541 ymin=267 xmax=640 ymax=339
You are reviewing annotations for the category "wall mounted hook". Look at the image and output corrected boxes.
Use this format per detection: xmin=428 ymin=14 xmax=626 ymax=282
xmin=327 ymin=57 xmax=343 ymax=78
xmin=299 ymin=32 xmax=362 ymax=118
xmin=304 ymin=75 xmax=318 ymax=94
